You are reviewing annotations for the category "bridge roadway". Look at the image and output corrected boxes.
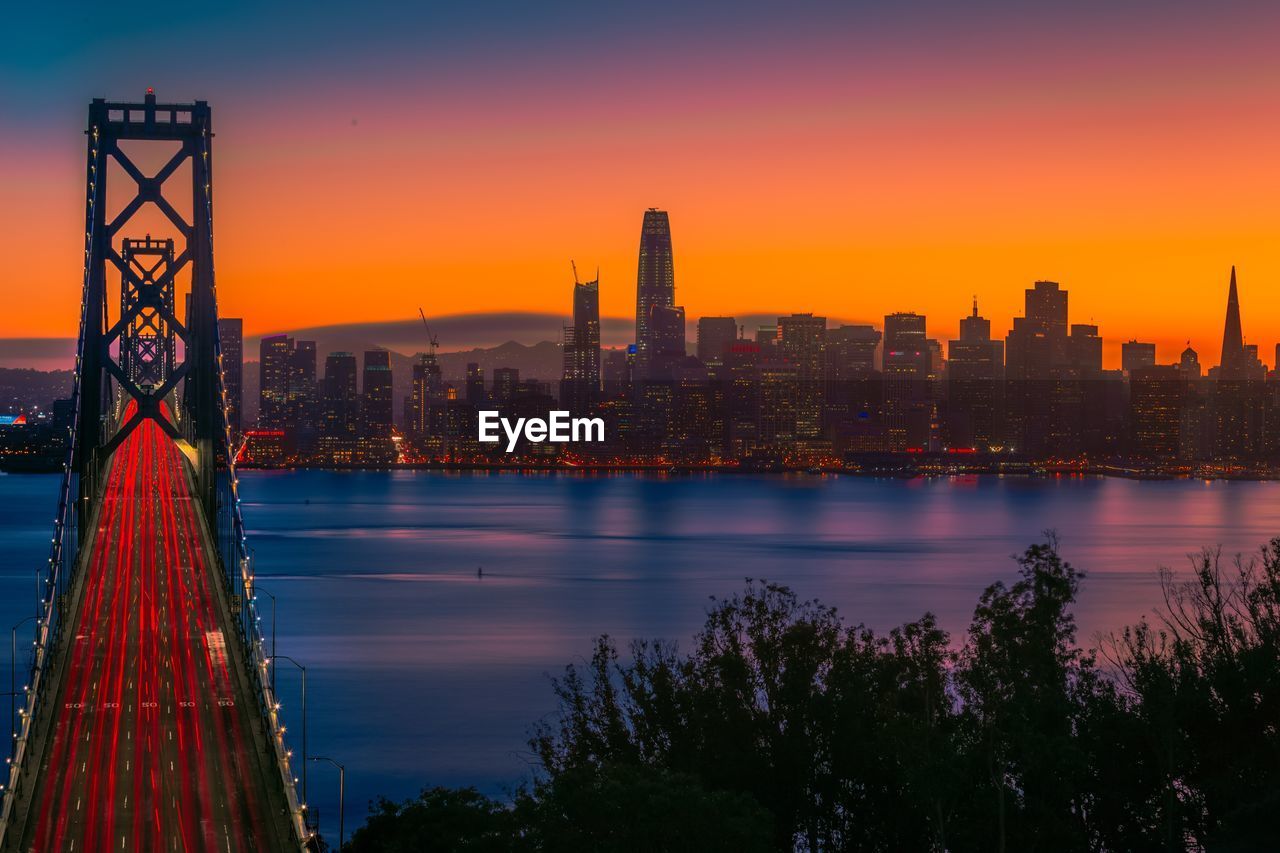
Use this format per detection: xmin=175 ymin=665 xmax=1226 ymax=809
xmin=9 ymin=415 xmax=294 ymax=851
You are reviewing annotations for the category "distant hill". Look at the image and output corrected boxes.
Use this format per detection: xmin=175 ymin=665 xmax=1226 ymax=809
xmin=431 ymin=340 xmax=564 ymax=381
xmin=246 ymin=313 xmax=630 ymax=356
xmin=0 ymin=367 xmax=74 ymax=414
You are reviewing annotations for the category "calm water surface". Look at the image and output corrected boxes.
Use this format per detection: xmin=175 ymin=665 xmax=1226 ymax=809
xmin=4 ymin=470 xmax=1280 ymax=831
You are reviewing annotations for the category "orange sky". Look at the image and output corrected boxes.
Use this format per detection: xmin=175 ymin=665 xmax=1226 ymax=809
xmin=3 ymin=5 xmax=1279 ymax=369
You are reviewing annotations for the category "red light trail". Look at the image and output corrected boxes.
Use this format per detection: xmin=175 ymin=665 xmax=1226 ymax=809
xmin=23 ymin=407 xmax=281 ymax=851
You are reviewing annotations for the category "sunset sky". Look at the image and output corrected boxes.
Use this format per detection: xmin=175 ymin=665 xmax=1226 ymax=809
xmin=3 ymin=1 xmax=1279 ymax=368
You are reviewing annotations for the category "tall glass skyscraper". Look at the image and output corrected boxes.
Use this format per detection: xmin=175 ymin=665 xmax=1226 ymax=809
xmin=635 ymin=208 xmax=675 ymax=379
xmin=322 ymin=351 xmax=359 ymax=439
xmin=258 ymin=334 xmax=291 ymax=429
xmin=362 ymin=350 xmax=394 ymax=438
xmin=561 ymin=272 xmax=601 ymax=412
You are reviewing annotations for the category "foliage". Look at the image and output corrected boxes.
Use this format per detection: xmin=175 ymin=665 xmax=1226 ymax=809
xmin=343 ymin=767 xmax=770 ymax=853
xmin=344 ymin=786 xmax=517 ymax=853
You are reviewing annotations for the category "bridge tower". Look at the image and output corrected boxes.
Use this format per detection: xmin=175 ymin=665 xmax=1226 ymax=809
xmin=77 ymin=90 xmax=225 ymax=533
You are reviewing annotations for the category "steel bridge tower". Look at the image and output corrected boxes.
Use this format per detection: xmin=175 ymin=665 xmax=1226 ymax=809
xmin=77 ymin=90 xmax=225 ymax=532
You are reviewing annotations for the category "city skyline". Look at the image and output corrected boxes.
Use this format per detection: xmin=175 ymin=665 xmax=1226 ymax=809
xmin=4 ymin=3 xmax=1280 ymax=358
xmin=177 ymin=247 xmax=1280 ymax=472
xmin=213 ymin=262 xmax=1280 ymax=376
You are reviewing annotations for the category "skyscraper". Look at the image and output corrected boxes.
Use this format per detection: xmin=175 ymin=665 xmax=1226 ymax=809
xmin=321 ymin=351 xmax=359 ymax=439
xmin=362 ymin=350 xmax=394 ymax=438
xmin=1212 ymin=267 xmax=1262 ymax=460
xmin=884 ymin=313 xmax=927 ymax=357
xmin=1244 ymin=344 xmax=1264 ymax=376
xmin=217 ymin=318 xmax=243 ymax=435
xmin=947 ymin=299 xmax=1003 ymax=450
xmin=258 ymin=334 xmax=291 ymax=429
xmin=1007 ymin=281 xmax=1069 ymax=379
xmin=778 ymin=313 xmax=826 ymax=439
xmin=1219 ymin=265 xmax=1245 ymax=378
xmin=635 ymin=209 xmax=675 ymax=379
xmin=561 ymin=272 xmax=602 ymax=412
xmin=648 ymin=304 xmax=687 ymax=377
xmin=757 ymin=360 xmax=800 ymax=445
xmin=1068 ymin=324 xmax=1103 ymax=375
xmin=286 ymin=340 xmax=317 ymax=439
xmin=465 ymin=363 xmax=486 ymax=407
xmin=492 ymin=367 xmax=520 ymax=402
xmin=406 ymin=353 xmax=442 ymax=440
xmin=959 ymin=298 xmax=991 ymax=343
xmin=825 ymin=325 xmax=881 ymax=380
xmin=1130 ymin=364 xmax=1184 ymax=461
xmin=1005 ymin=281 xmax=1071 ymax=456
xmin=696 ymin=317 xmax=738 ymax=364
xmin=1024 ymin=280 xmax=1068 ymax=364
xmin=1121 ymin=340 xmax=1156 ymax=375
xmin=883 ymin=313 xmax=930 ymax=451
xmin=259 ymin=335 xmax=317 ymax=439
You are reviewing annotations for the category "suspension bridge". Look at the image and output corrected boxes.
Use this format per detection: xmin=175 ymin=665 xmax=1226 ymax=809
xmin=0 ymin=92 xmax=311 ymax=851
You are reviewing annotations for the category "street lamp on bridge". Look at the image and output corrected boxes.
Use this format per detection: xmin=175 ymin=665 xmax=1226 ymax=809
xmin=269 ymin=655 xmax=308 ymax=807
xmin=253 ymin=582 xmax=279 ymax=694
xmin=9 ymin=615 xmax=38 ymax=761
xmin=309 ymin=755 xmax=346 ymax=850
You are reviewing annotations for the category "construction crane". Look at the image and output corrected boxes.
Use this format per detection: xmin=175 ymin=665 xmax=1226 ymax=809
xmin=417 ymin=307 xmax=439 ymax=357
xmin=571 ymin=259 xmax=580 ymax=285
